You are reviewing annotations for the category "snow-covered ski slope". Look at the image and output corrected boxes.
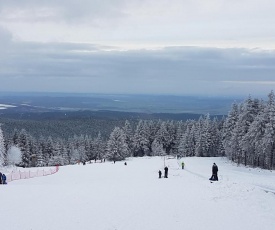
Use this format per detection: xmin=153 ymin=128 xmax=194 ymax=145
xmin=1 ymin=157 xmax=275 ymax=230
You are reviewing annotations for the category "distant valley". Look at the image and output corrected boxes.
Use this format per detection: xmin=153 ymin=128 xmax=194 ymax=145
xmin=0 ymin=92 xmax=241 ymax=116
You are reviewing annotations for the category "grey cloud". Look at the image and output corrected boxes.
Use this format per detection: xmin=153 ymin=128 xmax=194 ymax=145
xmin=2 ymin=0 xmax=275 ymax=21
xmin=0 ymin=0 xmax=129 ymax=23
xmin=2 ymin=0 xmax=274 ymax=25
xmin=1 ymin=0 xmax=275 ymax=48
xmin=0 ymin=26 xmax=12 ymax=54
xmin=0 ymin=40 xmax=275 ymax=95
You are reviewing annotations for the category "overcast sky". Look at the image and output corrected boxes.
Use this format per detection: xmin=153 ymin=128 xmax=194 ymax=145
xmin=0 ymin=0 xmax=275 ymax=97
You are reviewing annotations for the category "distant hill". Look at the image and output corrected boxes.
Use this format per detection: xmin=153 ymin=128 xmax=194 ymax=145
xmin=0 ymin=92 xmax=241 ymax=115
xmin=0 ymin=92 xmax=228 ymax=139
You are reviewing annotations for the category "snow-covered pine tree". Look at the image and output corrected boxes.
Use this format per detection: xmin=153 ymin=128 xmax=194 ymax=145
xmin=151 ymin=139 xmax=165 ymax=156
xmin=0 ymin=124 xmax=6 ymax=166
xmin=45 ymin=136 xmax=54 ymax=165
xmin=106 ymin=127 xmax=129 ymax=161
xmin=262 ymin=91 xmax=275 ymax=169
xmin=123 ymin=120 xmax=134 ymax=156
xmin=174 ymin=121 xmax=185 ymax=156
xmin=178 ymin=121 xmax=196 ymax=157
xmin=166 ymin=120 xmax=177 ymax=155
xmin=201 ymin=114 xmax=212 ymax=157
xmin=230 ymin=120 xmax=243 ymax=164
xmin=243 ymin=109 xmax=266 ymax=167
xmin=93 ymin=132 xmax=106 ymax=161
xmin=237 ymin=96 xmax=259 ymax=165
xmin=210 ymin=117 xmax=221 ymax=157
xmin=61 ymin=142 xmax=70 ymax=165
xmin=223 ymin=103 xmax=239 ymax=161
xmin=147 ymin=120 xmax=159 ymax=155
xmin=195 ymin=116 xmax=204 ymax=157
xmin=155 ymin=121 xmax=171 ymax=154
xmin=12 ymin=128 xmax=20 ymax=146
xmin=133 ymin=120 xmax=150 ymax=157
xmin=78 ymin=135 xmax=88 ymax=163
xmin=239 ymin=97 xmax=263 ymax=166
xmin=36 ymin=148 xmax=45 ymax=167
xmin=67 ymin=143 xmax=78 ymax=164
xmin=48 ymin=139 xmax=64 ymax=166
xmin=18 ymin=129 xmax=31 ymax=167
xmin=83 ymin=135 xmax=92 ymax=161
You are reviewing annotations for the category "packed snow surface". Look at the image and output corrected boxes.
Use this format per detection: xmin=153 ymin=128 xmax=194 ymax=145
xmin=1 ymin=157 xmax=275 ymax=230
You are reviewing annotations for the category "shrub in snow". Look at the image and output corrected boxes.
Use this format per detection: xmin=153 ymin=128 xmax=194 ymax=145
xmin=7 ymin=146 xmax=22 ymax=166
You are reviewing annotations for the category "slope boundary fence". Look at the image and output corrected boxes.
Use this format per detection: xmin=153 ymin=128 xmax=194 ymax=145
xmin=6 ymin=166 xmax=60 ymax=183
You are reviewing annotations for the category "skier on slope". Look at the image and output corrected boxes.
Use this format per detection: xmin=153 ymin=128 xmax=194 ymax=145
xmin=2 ymin=173 xmax=7 ymax=184
xmin=0 ymin=172 xmax=2 ymax=184
xmin=181 ymin=161 xmax=185 ymax=169
xmin=158 ymin=170 xmax=162 ymax=178
xmin=209 ymin=163 xmax=218 ymax=181
xmin=164 ymin=166 xmax=168 ymax=178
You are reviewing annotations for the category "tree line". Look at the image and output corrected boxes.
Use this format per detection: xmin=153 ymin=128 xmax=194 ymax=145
xmin=1 ymin=91 xmax=275 ymax=170
xmin=0 ymin=116 xmax=225 ymax=167
xmin=223 ymin=91 xmax=275 ymax=169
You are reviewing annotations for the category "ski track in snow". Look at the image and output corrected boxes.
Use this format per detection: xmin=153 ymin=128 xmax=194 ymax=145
xmin=181 ymin=157 xmax=275 ymax=194
xmin=1 ymin=157 xmax=275 ymax=230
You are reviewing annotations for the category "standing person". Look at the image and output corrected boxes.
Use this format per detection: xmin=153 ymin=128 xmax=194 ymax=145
xmin=210 ymin=163 xmax=218 ymax=181
xmin=0 ymin=172 xmax=2 ymax=184
xmin=2 ymin=173 xmax=6 ymax=184
xmin=158 ymin=170 xmax=162 ymax=178
xmin=164 ymin=166 xmax=168 ymax=178
xmin=181 ymin=161 xmax=185 ymax=169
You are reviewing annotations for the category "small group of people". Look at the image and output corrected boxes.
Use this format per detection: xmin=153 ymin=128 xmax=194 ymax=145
xmin=158 ymin=161 xmax=219 ymax=182
xmin=0 ymin=172 xmax=7 ymax=185
xmin=158 ymin=166 xmax=169 ymax=178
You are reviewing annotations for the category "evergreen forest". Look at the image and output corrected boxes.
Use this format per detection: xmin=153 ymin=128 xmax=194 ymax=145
xmin=1 ymin=91 xmax=275 ymax=170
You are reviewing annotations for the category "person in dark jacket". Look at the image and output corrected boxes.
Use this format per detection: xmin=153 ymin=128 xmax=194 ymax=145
xmin=209 ymin=163 xmax=218 ymax=181
xmin=181 ymin=161 xmax=185 ymax=169
xmin=158 ymin=170 xmax=162 ymax=178
xmin=164 ymin=166 xmax=168 ymax=178
xmin=2 ymin=174 xmax=7 ymax=184
xmin=0 ymin=172 xmax=2 ymax=184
